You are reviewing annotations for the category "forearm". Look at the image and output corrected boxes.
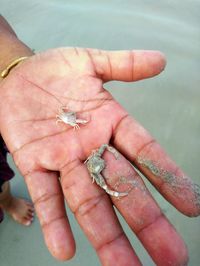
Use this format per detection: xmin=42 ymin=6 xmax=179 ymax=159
xmin=0 ymin=15 xmax=34 ymax=79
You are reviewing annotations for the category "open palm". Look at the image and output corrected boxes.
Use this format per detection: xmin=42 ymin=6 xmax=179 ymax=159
xmin=0 ymin=47 xmax=199 ymax=265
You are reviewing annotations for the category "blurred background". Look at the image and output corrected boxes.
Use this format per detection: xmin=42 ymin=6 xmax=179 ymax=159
xmin=0 ymin=0 xmax=199 ymax=265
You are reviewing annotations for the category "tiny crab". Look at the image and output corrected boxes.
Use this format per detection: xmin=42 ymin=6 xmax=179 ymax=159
xmin=85 ymin=144 xmax=129 ymax=197
xmin=56 ymin=106 xmax=88 ymax=129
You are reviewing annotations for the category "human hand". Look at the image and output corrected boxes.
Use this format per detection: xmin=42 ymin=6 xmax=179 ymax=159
xmin=0 ymin=48 xmax=199 ymax=265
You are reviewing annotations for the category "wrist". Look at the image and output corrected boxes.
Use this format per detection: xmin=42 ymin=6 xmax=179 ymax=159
xmin=0 ymin=33 xmax=34 ymax=80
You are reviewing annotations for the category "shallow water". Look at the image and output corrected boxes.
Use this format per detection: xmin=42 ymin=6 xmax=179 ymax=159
xmin=1 ymin=0 xmax=200 ymax=265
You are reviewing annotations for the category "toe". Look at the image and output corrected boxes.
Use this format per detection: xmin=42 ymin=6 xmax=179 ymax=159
xmin=23 ymin=219 xmax=32 ymax=226
xmin=26 ymin=201 xmax=34 ymax=209
xmin=29 ymin=210 xmax=34 ymax=217
xmin=23 ymin=216 xmax=34 ymax=226
xmin=26 ymin=213 xmax=34 ymax=220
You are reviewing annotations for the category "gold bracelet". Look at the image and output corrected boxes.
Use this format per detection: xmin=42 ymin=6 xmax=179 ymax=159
xmin=1 ymin=56 xmax=29 ymax=78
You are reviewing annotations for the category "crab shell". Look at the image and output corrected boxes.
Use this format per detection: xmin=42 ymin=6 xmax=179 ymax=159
xmin=58 ymin=111 xmax=77 ymax=124
xmin=86 ymin=156 xmax=105 ymax=174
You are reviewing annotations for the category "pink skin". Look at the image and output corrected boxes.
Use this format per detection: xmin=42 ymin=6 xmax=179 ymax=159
xmin=0 ymin=47 xmax=198 ymax=265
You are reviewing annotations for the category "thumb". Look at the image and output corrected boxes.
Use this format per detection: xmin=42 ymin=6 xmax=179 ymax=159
xmin=87 ymin=49 xmax=166 ymax=82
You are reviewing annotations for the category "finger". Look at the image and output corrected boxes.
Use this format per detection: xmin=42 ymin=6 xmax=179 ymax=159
xmin=25 ymin=170 xmax=75 ymax=261
xmin=61 ymin=159 xmax=142 ymax=266
xmin=87 ymin=48 xmax=166 ymax=82
xmin=112 ymin=115 xmax=200 ymax=217
xmin=101 ymin=147 xmax=188 ymax=266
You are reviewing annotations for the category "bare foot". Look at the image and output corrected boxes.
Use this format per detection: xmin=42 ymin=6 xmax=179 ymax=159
xmin=4 ymin=197 xmax=34 ymax=226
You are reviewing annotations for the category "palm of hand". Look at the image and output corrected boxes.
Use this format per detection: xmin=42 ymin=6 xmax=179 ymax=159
xmin=0 ymin=48 xmax=199 ymax=265
xmin=1 ymin=48 xmax=119 ymax=157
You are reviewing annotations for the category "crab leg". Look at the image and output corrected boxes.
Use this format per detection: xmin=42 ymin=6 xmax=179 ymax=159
xmin=92 ymin=173 xmax=128 ymax=197
xmin=76 ymin=119 xmax=88 ymax=124
xmin=97 ymin=144 xmax=119 ymax=159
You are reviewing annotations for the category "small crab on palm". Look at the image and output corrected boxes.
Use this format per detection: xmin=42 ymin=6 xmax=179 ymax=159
xmin=56 ymin=106 xmax=88 ymax=129
xmin=85 ymin=144 xmax=128 ymax=197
